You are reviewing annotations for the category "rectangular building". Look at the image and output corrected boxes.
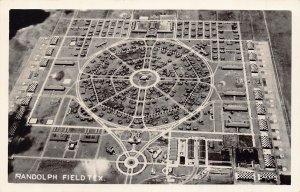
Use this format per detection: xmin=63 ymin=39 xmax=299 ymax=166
xmin=39 ymin=58 xmax=49 ymax=67
xmin=225 ymin=120 xmax=250 ymax=128
xmin=50 ymin=133 xmax=68 ymax=141
xmin=187 ymin=139 xmax=195 ymax=159
xmin=44 ymin=85 xmax=65 ymax=91
xmin=55 ymin=60 xmax=75 ymax=66
xmin=221 ymin=65 xmax=243 ymax=70
xmin=169 ymin=139 xmax=178 ymax=161
xmin=80 ymin=134 xmax=100 ymax=143
xmin=50 ymin=36 xmax=59 ymax=45
xmin=249 ymin=52 xmax=257 ymax=61
xmin=199 ymin=142 xmax=206 ymax=160
xmin=223 ymin=104 xmax=248 ymax=112
xmin=247 ymin=41 xmax=255 ymax=50
xmin=45 ymin=47 xmax=54 ymax=56
xmin=223 ymin=91 xmax=246 ymax=97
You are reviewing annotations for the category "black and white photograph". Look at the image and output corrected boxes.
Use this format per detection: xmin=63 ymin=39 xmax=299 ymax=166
xmin=1 ymin=0 xmax=299 ymax=191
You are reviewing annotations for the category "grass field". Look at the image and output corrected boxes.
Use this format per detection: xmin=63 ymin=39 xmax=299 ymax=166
xmin=265 ymin=11 xmax=291 ymax=127
xmin=43 ymin=140 xmax=68 ymax=158
xmin=54 ymin=97 xmax=71 ymax=125
xmin=31 ymin=96 xmax=62 ymax=123
xmin=96 ymin=134 xmax=123 ymax=161
xmin=8 ymin=158 xmax=37 ymax=182
xmin=75 ymin=140 xmax=100 ymax=159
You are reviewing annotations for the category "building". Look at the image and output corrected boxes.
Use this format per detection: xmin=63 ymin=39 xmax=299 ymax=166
xmin=179 ymin=156 xmax=185 ymax=165
xmin=15 ymin=106 xmax=26 ymax=120
xmin=132 ymin=20 xmax=173 ymax=35
xmin=223 ymin=90 xmax=246 ymax=97
xmin=128 ymin=132 xmax=142 ymax=144
xmin=260 ymin=136 xmax=272 ymax=149
xmin=258 ymin=119 xmax=268 ymax=131
xmin=39 ymin=58 xmax=49 ymax=67
xmin=234 ymin=34 xmax=240 ymax=40
xmin=68 ymin=141 xmax=77 ymax=150
xmin=247 ymin=41 xmax=255 ymax=50
xmin=20 ymin=95 xmax=32 ymax=106
xmin=28 ymin=118 xmax=38 ymax=124
xmin=253 ymin=88 xmax=264 ymax=100
xmin=139 ymin=16 xmax=149 ymax=20
xmin=131 ymin=21 xmax=148 ymax=32
xmin=9 ymin=122 xmax=18 ymax=137
xmin=223 ymin=104 xmax=248 ymax=112
xmin=44 ymin=85 xmax=65 ymax=91
xmin=146 ymin=28 xmax=157 ymax=37
xmin=258 ymin=172 xmax=277 ymax=182
xmin=236 ymin=171 xmax=255 ymax=181
xmin=55 ymin=60 xmax=75 ymax=66
xmin=45 ymin=47 xmax=54 ymax=56
xmin=27 ymin=82 xmax=38 ymax=93
xmin=199 ymin=48 xmax=209 ymax=56
xmin=149 ymin=21 xmax=157 ymax=29
xmin=225 ymin=120 xmax=250 ymax=128
xmin=249 ymin=52 xmax=257 ymax=61
xmin=198 ymin=139 xmax=206 ymax=161
xmin=50 ymin=133 xmax=68 ymax=141
xmin=169 ymin=139 xmax=178 ymax=161
xmin=263 ymin=154 xmax=276 ymax=168
xmin=106 ymin=146 xmax=115 ymax=155
xmin=250 ymin=63 xmax=259 ymax=73
xmin=50 ymin=36 xmax=59 ymax=45
xmin=46 ymin=119 xmax=54 ymax=125
xmin=158 ymin=21 xmax=173 ymax=32
xmin=221 ymin=64 xmax=243 ymax=70
xmin=187 ymin=139 xmax=194 ymax=159
xmin=256 ymin=101 xmax=267 ymax=115
xmin=80 ymin=134 xmax=100 ymax=143
xmin=235 ymin=148 xmax=259 ymax=165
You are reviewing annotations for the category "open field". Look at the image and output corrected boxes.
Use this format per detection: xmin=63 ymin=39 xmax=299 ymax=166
xmin=264 ymin=11 xmax=291 ymax=127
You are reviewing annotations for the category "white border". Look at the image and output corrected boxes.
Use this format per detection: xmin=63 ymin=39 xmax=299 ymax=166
xmin=1 ymin=0 xmax=299 ymax=192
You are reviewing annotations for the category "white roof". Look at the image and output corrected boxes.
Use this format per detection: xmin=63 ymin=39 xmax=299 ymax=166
xmin=139 ymin=16 xmax=149 ymax=20
xmin=29 ymin=118 xmax=38 ymax=124
xmin=263 ymin=149 xmax=272 ymax=154
xmin=46 ymin=119 xmax=54 ymax=125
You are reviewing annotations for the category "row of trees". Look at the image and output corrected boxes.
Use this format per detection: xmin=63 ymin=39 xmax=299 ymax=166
xmin=8 ymin=105 xmax=33 ymax=174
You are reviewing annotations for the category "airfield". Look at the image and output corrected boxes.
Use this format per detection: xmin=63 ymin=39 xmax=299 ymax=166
xmin=8 ymin=10 xmax=291 ymax=184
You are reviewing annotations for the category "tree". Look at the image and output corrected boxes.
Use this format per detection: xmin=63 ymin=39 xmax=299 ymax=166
xmin=55 ymin=70 xmax=65 ymax=81
xmin=8 ymin=105 xmax=32 ymax=155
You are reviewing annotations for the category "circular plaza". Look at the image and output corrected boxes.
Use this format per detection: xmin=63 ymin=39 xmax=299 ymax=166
xmin=77 ymin=39 xmax=212 ymax=129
